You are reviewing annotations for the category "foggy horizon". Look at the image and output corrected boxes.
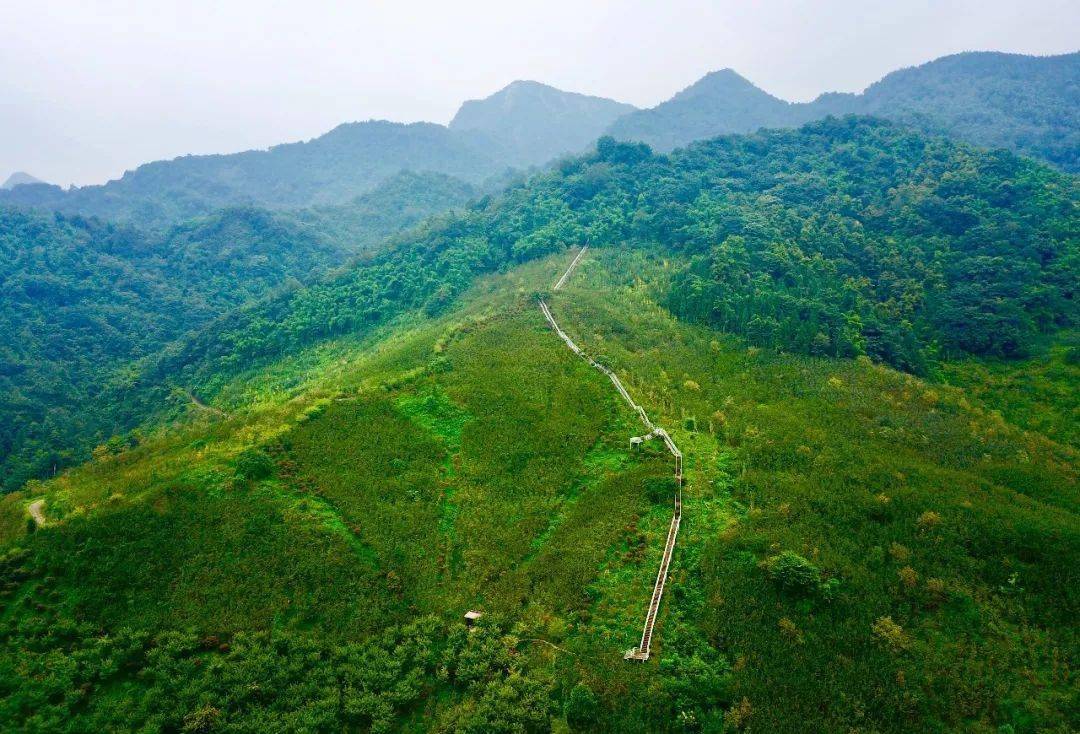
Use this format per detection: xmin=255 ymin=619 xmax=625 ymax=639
xmin=4 ymin=0 xmax=1078 ymax=187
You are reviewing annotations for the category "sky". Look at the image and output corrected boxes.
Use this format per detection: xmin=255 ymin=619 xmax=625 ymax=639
xmin=3 ymin=0 xmax=1077 ymax=186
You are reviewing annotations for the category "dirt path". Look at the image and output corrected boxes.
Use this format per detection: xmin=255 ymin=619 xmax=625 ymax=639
xmin=185 ymin=389 xmax=229 ymax=417
xmin=28 ymin=499 xmax=45 ymax=527
xmin=539 ymin=246 xmax=683 ymax=662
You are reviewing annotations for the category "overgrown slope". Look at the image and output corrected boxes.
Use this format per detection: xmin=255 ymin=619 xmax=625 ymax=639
xmin=0 ymin=118 xmax=1075 ymax=733
xmin=0 ymin=248 xmax=1075 ymax=732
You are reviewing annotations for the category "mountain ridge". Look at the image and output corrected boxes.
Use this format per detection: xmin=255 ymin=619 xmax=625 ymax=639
xmin=608 ymin=50 xmax=1080 ymax=169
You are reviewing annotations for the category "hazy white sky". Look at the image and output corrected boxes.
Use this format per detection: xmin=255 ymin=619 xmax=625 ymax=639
xmin=3 ymin=0 xmax=1077 ymax=186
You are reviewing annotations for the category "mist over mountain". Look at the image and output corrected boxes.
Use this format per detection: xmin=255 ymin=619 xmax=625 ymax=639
xmin=0 ymin=85 xmax=631 ymax=231
xmin=1 ymin=172 xmax=45 ymax=190
xmin=608 ymin=51 xmax=1080 ymax=170
xmin=450 ymin=80 xmax=636 ymax=165
xmin=0 ymin=122 xmax=502 ymax=230
xmin=606 ymin=69 xmax=810 ymax=151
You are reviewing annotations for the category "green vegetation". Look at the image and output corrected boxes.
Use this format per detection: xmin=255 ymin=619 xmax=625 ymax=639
xmin=153 ymin=117 xmax=1074 ymax=399
xmin=0 ymin=172 xmax=474 ymax=491
xmin=0 ymin=116 xmax=1076 ymax=732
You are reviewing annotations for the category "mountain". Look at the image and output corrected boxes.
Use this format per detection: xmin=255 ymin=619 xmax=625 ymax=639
xmin=608 ymin=51 xmax=1080 ymax=170
xmin=606 ymin=68 xmax=809 ymax=151
xmin=852 ymin=51 xmax=1080 ymax=170
xmin=0 ymin=121 xmax=501 ymax=229
xmin=449 ymin=79 xmax=636 ymax=165
xmin=0 ymin=172 xmax=45 ymax=190
xmin=0 ymin=83 xmax=632 ymax=231
xmin=1 ymin=118 xmax=1076 ymax=732
xmin=0 ymin=171 xmax=475 ymax=491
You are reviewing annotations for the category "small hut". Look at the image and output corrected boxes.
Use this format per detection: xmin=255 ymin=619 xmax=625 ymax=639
xmin=464 ymin=610 xmax=483 ymax=628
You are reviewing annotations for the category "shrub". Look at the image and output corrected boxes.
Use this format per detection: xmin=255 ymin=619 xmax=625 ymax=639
xmin=764 ymin=551 xmax=821 ymax=595
xmin=234 ymin=448 xmax=274 ymax=482
xmin=889 ymin=543 xmax=911 ymax=562
xmin=871 ymin=616 xmax=908 ymax=652
xmin=898 ymin=566 xmax=918 ymax=589
xmin=916 ymin=510 xmax=942 ymax=531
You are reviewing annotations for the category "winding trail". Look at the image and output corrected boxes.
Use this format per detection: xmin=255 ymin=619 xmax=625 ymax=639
xmin=538 ymin=246 xmax=683 ymax=662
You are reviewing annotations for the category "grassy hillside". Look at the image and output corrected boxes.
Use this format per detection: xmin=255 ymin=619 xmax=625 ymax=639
xmin=1 ymin=247 xmax=1075 ymax=732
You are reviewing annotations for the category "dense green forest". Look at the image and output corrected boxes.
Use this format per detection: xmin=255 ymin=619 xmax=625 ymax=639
xmin=0 ymin=115 xmax=1076 ymax=732
xmin=146 ymin=117 xmax=1077 ymax=395
xmin=608 ymin=51 xmax=1080 ymax=171
xmin=0 ymin=172 xmax=475 ymax=491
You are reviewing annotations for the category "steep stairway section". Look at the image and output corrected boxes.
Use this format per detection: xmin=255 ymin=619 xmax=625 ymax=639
xmin=537 ymin=246 xmax=683 ymax=661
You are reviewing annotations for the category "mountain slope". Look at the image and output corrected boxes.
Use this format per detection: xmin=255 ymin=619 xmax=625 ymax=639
xmin=0 ymin=121 xmax=500 ymax=229
xmin=450 ymin=80 xmax=637 ymax=165
xmin=0 ymin=171 xmax=475 ymax=491
xmin=0 ymin=81 xmax=632 ymax=231
xmin=0 ymin=118 xmax=1076 ymax=732
xmin=609 ymin=51 xmax=1080 ymax=170
xmin=854 ymin=51 xmax=1080 ymax=170
xmin=1 ymin=245 xmax=1075 ymax=732
xmin=153 ymin=118 xmax=1076 ymax=397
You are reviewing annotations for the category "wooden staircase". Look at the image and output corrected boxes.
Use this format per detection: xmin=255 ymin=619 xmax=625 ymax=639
xmin=539 ymin=246 xmax=684 ymax=662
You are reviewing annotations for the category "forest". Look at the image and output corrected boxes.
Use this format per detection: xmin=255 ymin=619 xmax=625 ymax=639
xmin=0 ymin=171 xmax=474 ymax=491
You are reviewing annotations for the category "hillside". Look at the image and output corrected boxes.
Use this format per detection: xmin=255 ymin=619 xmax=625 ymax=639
xmin=0 ymin=82 xmax=632 ymax=232
xmin=0 ymin=121 xmax=501 ymax=229
xmin=0 ymin=171 xmax=475 ymax=491
xmin=1 ymin=248 xmax=1075 ymax=732
xmin=0 ymin=118 xmax=1075 ymax=732
xmin=608 ymin=51 xmax=1080 ymax=170
xmin=151 ymin=118 xmax=1077 ymax=396
xmin=450 ymin=80 xmax=637 ymax=166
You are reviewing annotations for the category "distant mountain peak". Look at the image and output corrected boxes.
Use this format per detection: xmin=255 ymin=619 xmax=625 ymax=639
xmin=448 ymin=81 xmax=637 ymax=165
xmin=605 ymin=67 xmax=795 ymax=151
xmin=669 ymin=68 xmax=781 ymax=102
xmin=1 ymin=171 xmax=45 ymax=190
